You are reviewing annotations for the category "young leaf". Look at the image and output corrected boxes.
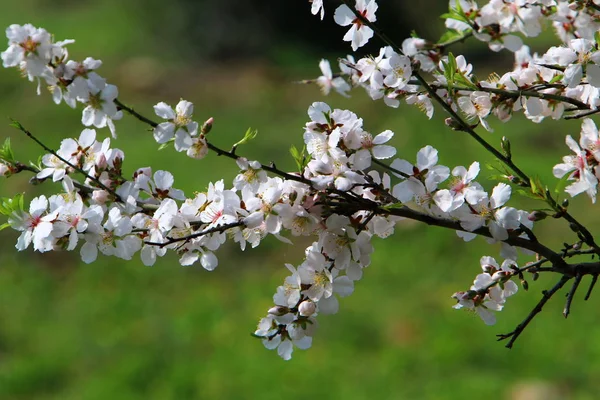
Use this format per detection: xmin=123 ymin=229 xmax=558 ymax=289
xmin=233 ymin=127 xmax=258 ymax=148
xmin=0 ymin=138 xmax=15 ymax=162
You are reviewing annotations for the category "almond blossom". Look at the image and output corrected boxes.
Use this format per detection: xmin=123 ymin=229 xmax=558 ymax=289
xmin=334 ymin=0 xmax=378 ymax=51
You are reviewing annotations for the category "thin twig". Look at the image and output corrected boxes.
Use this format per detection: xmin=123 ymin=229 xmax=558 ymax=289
xmin=564 ymin=108 xmax=600 ymax=120
xmin=584 ymin=274 xmax=598 ymax=301
xmin=114 ymin=99 xmax=158 ymax=128
xmin=10 ymin=120 xmax=122 ymax=201
xmin=497 ymin=275 xmax=570 ymax=349
xmin=372 ymin=158 xmax=410 ymax=178
xmin=563 ymin=272 xmax=583 ymax=318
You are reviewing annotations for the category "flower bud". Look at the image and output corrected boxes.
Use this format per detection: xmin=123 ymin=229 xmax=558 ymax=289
xmin=299 ymin=300 xmax=316 ymax=317
xmin=528 ymin=211 xmax=548 ymax=222
xmin=201 ymin=117 xmax=214 ymax=135
xmin=0 ymin=163 xmax=9 ymax=177
xmin=444 ymin=118 xmax=463 ymax=130
xmin=268 ymin=306 xmax=289 ymax=316
xmin=92 ymin=189 xmax=110 ymax=204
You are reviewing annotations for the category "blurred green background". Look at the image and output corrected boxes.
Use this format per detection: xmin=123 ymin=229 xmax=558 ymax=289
xmin=1 ymin=1 xmax=600 ymax=399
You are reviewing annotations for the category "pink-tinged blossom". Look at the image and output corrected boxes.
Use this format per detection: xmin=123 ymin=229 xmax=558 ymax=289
xmin=391 ymin=146 xmax=450 ymax=202
xmin=456 ymin=183 xmax=520 ymax=241
xmin=151 ymin=170 xmax=186 ymax=201
xmin=51 ymin=195 xmax=88 ymax=251
xmin=1 ymin=24 xmax=53 ymax=77
xmin=579 ymin=118 xmax=600 ymax=162
xmin=433 ymin=162 xmax=486 ymax=212
xmin=9 ymin=195 xmax=57 ymax=252
xmin=350 ymin=129 xmax=396 ymax=170
xmin=452 ymin=256 xmax=519 ymax=325
xmin=334 ymin=0 xmax=378 ymax=51
xmin=553 ymin=134 xmax=598 ymax=202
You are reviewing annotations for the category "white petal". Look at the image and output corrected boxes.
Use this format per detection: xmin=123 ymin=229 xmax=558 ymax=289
xmin=154 ymin=102 xmax=176 ymax=119
xmin=373 ymin=129 xmax=393 ymax=144
xmin=333 ymin=4 xmax=354 ymax=26
xmin=490 ymin=183 xmax=511 ymax=209
xmin=587 ymin=64 xmax=600 ymax=88
xmin=372 ymin=145 xmax=396 ymax=159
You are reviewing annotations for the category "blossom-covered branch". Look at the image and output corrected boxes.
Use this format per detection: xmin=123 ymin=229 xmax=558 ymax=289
xmin=2 ymin=0 xmax=600 ymax=361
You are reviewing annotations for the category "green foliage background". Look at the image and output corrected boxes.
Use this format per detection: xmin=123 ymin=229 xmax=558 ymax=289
xmin=1 ymin=2 xmax=600 ymax=399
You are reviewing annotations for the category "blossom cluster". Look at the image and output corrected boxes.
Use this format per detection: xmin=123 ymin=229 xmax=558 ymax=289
xmin=553 ymin=118 xmax=600 ymax=202
xmin=452 ymin=256 xmax=519 ymax=325
xmin=314 ymin=1 xmax=600 ymax=132
xmin=1 ymin=24 xmax=122 ymax=136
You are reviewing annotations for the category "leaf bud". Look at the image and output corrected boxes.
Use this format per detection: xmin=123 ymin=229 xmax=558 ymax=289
xmin=501 ymin=136 xmax=511 ymax=159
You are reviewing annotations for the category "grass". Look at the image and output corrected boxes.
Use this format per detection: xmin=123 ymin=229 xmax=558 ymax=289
xmin=1 ymin=2 xmax=600 ymax=399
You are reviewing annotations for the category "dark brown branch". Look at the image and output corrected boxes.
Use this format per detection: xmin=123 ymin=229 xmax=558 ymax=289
xmin=563 ymin=272 xmax=583 ymax=318
xmin=564 ymin=108 xmax=600 ymax=120
xmin=427 ymin=83 xmax=590 ymax=111
xmin=144 ymin=221 xmax=245 ymax=248
xmin=584 ymin=274 xmax=598 ymax=300
xmin=115 ymin=99 xmax=158 ymax=128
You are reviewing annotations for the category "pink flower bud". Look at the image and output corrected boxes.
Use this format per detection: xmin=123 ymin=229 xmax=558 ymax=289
xmin=201 ymin=117 xmax=214 ymax=135
xmin=92 ymin=189 xmax=109 ymax=204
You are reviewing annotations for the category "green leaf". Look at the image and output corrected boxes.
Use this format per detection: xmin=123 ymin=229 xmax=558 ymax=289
xmin=0 ymin=194 xmax=25 ymax=216
xmin=0 ymin=222 xmax=10 ymax=231
xmin=381 ymin=202 xmax=405 ymax=211
xmin=9 ymin=119 xmax=24 ymax=131
xmin=553 ymin=172 xmax=572 ymax=196
xmin=233 ymin=127 xmax=258 ymax=148
xmin=289 ymin=145 xmax=307 ymax=172
xmin=516 ymin=189 xmax=543 ymax=200
xmin=0 ymin=138 xmax=14 ymax=163
xmin=548 ymin=74 xmax=564 ymax=84
xmin=437 ymin=29 xmax=462 ymax=45
xmin=454 ymin=0 xmax=463 ymax=14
